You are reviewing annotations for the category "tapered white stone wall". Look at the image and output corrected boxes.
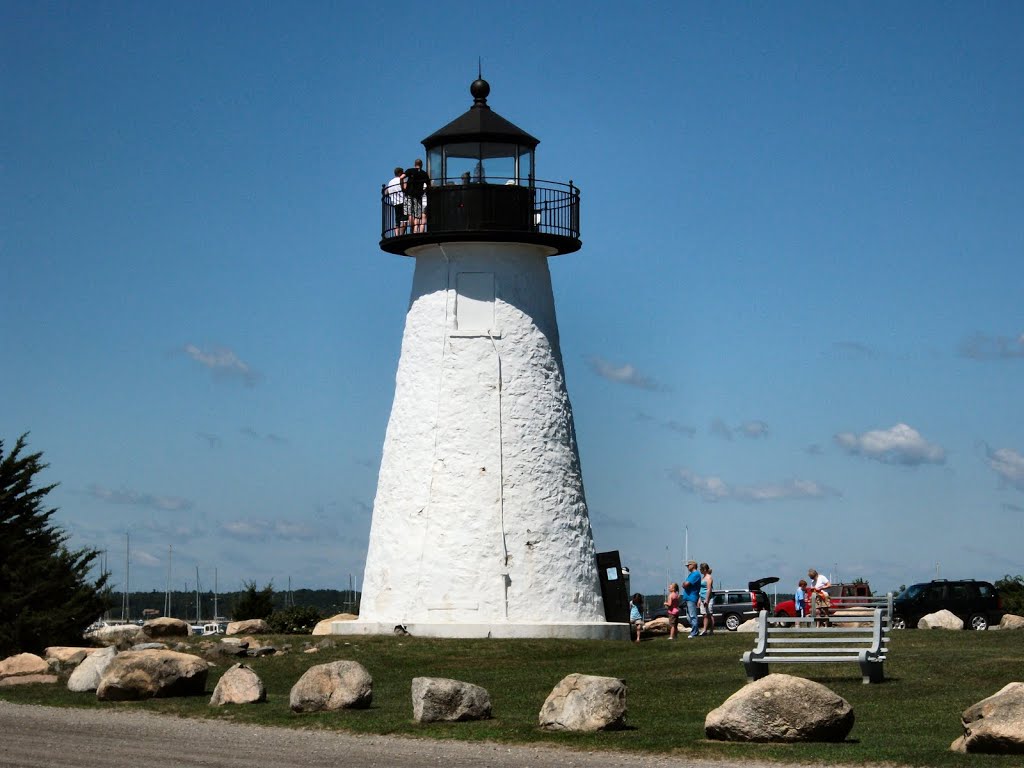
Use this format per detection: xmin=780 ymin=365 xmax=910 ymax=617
xmin=352 ymin=241 xmax=610 ymax=637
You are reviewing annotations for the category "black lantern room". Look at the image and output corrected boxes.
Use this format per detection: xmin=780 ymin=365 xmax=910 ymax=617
xmin=380 ymin=79 xmax=581 ymax=256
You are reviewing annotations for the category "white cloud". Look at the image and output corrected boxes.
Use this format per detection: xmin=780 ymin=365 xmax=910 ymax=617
xmin=834 ymin=423 xmax=946 ymax=466
xmin=89 ymin=485 xmax=193 ymax=511
xmin=959 ymin=332 xmax=1024 ymax=361
xmin=740 ymin=420 xmax=770 ymax=439
xmin=183 ymin=343 xmax=261 ymax=385
xmin=710 ymin=419 xmax=733 ymax=440
xmin=671 ymin=468 xmax=838 ymax=504
xmin=586 ymin=356 xmax=660 ymax=390
xmin=986 ymin=447 xmax=1024 ymax=492
xmin=220 ymin=519 xmax=323 ymax=541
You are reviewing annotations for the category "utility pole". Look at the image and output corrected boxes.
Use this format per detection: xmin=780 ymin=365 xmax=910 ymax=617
xmin=164 ymin=545 xmax=172 ymax=617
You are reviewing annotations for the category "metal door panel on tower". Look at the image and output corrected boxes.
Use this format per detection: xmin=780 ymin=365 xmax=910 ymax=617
xmin=456 ymin=272 xmax=495 ymax=332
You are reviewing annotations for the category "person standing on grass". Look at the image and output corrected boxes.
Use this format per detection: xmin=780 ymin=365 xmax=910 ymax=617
xmin=795 ymin=579 xmax=808 ymax=618
xmin=808 ymin=568 xmax=831 ymax=626
xmin=664 ymin=583 xmax=681 ymax=640
xmin=629 ymin=593 xmax=645 ymax=642
xmin=683 ymin=560 xmax=701 ymax=638
xmin=698 ymin=562 xmax=715 ymax=636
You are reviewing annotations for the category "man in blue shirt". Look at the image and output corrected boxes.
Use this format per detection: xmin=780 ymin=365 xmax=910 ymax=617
xmin=683 ymin=560 xmax=701 ymax=638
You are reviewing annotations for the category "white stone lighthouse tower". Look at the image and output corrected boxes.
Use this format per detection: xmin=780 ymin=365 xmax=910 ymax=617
xmin=338 ymin=79 xmax=624 ymax=640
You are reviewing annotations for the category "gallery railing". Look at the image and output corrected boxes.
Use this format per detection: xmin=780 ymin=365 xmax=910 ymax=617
xmin=380 ymin=177 xmax=580 ymax=243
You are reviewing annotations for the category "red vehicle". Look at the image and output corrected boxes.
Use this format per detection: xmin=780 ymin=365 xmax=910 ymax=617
xmin=774 ymin=582 xmax=872 ymax=618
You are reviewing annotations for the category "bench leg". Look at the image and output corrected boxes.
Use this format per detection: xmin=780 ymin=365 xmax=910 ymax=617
xmin=860 ymin=659 xmax=883 ymax=684
xmin=743 ymin=659 xmax=769 ymax=682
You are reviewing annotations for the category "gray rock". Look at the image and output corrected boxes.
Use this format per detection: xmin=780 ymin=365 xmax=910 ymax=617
xmin=705 ymin=673 xmax=854 ymax=742
xmin=96 ymin=650 xmax=209 ymax=701
xmin=411 ymin=677 xmax=492 ymax=722
xmin=44 ymin=647 xmax=97 ymax=666
xmin=951 ymin=682 xmax=1024 ymax=754
xmin=289 ymin=660 xmax=372 ymax=712
xmin=142 ymin=617 xmax=190 ymax=639
xmin=0 ymin=674 xmax=58 ymax=687
xmin=735 ymin=619 xmax=759 ymax=633
xmin=86 ymin=623 xmax=144 ymax=648
xmin=538 ymin=673 xmax=626 ymax=732
xmin=67 ymin=646 xmax=117 ymax=692
xmin=131 ymin=642 xmax=168 ymax=651
xmin=918 ymin=609 xmax=964 ymax=629
xmin=0 ymin=653 xmax=48 ymax=680
xmin=226 ymin=619 xmax=270 ymax=636
xmin=209 ymin=663 xmax=266 ymax=706
xmin=999 ymin=614 xmax=1024 ymax=631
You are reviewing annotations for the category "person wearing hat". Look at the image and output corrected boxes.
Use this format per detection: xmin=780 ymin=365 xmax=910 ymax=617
xmin=682 ymin=560 xmax=702 ymax=638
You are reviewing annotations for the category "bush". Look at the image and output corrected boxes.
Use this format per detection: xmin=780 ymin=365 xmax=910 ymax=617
xmin=996 ymin=574 xmax=1024 ymax=616
xmin=267 ymin=605 xmax=324 ymax=634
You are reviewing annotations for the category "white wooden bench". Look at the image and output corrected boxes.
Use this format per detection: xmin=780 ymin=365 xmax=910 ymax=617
xmin=741 ymin=608 xmax=888 ymax=684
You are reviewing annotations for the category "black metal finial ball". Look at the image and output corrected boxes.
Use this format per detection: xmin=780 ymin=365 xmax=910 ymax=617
xmin=470 ymin=78 xmax=490 ymax=103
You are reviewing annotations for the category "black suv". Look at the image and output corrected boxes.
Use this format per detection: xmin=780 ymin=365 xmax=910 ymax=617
xmin=892 ymin=579 xmax=1004 ymax=630
xmin=702 ymin=577 xmax=777 ymax=631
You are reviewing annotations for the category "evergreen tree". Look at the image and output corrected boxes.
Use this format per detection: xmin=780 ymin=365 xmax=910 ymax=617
xmin=0 ymin=434 xmax=111 ymax=656
xmin=232 ymin=581 xmax=275 ymax=620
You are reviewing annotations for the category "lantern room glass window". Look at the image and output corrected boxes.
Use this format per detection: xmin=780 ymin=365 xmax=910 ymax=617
xmin=426 ymin=142 xmax=535 ymax=186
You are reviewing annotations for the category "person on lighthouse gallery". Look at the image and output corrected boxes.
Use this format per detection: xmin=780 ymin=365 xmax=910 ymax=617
xmin=386 ymin=166 xmax=406 ymax=235
xmin=682 ymin=560 xmax=701 ymax=638
xmin=403 ymin=158 xmax=430 ymax=233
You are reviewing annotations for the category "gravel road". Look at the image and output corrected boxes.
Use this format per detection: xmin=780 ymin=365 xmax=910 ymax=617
xmin=0 ymin=700 xmax=788 ymax=768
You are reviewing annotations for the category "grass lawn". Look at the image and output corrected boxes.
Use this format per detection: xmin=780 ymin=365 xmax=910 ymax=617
xmin=2 ymin=629 xmax=1022 ymax=766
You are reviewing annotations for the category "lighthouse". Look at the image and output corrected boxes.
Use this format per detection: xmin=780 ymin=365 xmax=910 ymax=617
xmin=339 ymin=79 xmax=625 ymax=640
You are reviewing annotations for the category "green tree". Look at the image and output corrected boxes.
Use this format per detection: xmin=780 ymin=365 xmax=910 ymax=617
xmin=0 ymin=434 xmax=111 ymax=656
xmin=232 ymin=581 xmax=275 ymax=620
xmin=995 ymin=574 xmax=1024 ymax=617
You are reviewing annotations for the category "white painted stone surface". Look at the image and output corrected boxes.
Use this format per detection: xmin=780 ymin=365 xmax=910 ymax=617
xmin=354 ymin=241 xmax=609 ymax=637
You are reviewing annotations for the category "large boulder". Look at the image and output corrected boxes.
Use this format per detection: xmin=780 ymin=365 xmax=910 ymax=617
xmin=142 ymin=617 xmax=190 ymax=639
xmin=918 ymin=609 xmax=964 ymax=630
xmin=736 ymin=619 xmax=759 ymax=633
xmin=209 ymin=663 xmax=266 ymax=706
xmin=87 ymin=623 xmax=144 ymax=648
xmin=411 ymin=677 xmax=492 ymax=723
xmin=951 ymin=682 xmax=1024 ymax=754
xmin=1000 ymin=614 xmax=1024 ymax=631
xmin=312 ymin=613 xmax=357 ymax=635
xmin=289 ymin=660 xmax=372 ymax=712
xmin=68 ymin=645 xmax=117 ymax=692
xmin=226 ymin=619 xmax=270 ymax=636
xmin=96 ymin=650 xmax=209 ymax=701
xmin=45 ymin=647 xmax=100 ymax=666
xmin=705 ymin=673 xmax=854 ymax=742
xmin=0 ymin=674 xmax=58 ymax=687
xmin=0 ymin=653 xmax=49 ymax=680
xmin=538 ymin=673 xmax=627 ymax=732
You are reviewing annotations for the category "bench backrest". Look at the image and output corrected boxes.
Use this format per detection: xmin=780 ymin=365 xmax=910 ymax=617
xmin=751 ymin=609 xmax=888 ymax=657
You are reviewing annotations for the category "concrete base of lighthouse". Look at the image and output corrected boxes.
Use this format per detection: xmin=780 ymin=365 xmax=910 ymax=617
xmin=330 ymin=619 xmax=629 ymax=641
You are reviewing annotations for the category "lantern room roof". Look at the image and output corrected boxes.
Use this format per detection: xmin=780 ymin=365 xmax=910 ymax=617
xmin=421 ymin=78 xmax=539 ymax=150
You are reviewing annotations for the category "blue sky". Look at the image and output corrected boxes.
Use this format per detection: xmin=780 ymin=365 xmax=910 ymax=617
xmin=3 ymin=2 xmax=1022 ymax=601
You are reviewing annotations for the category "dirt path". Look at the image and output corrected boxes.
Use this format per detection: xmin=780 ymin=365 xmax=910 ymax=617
xmin=0 ymin=700 xmax=788 ymax=768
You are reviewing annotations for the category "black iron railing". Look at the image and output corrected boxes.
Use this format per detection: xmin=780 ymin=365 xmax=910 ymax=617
xmin=380 ymin=177 xmax=580 ymax=244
